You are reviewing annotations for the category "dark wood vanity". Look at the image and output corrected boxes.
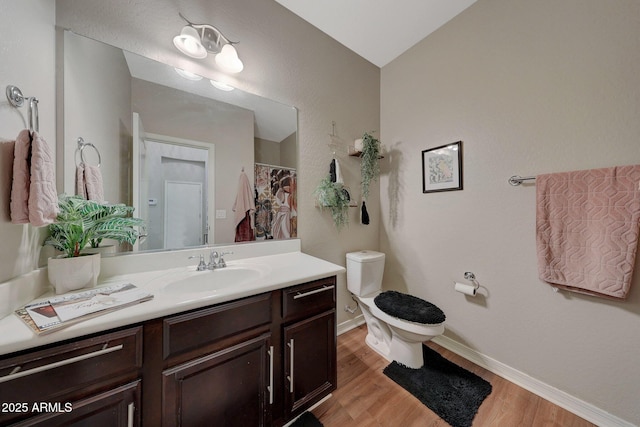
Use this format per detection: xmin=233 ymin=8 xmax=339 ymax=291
xmin=0 ymin=276 xmax=337 ymax=426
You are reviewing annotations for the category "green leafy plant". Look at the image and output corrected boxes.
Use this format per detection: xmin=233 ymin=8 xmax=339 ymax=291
xmin=44 ymin=194 xmax=145 ymax=258
xmin=360 ymin=131 xmax=381 ymax=199
xmin=314 ymin=176 xmax=351 ymax=230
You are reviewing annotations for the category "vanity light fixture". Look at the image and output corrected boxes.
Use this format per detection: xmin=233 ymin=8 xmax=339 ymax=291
xmin=173 ymin=13 xmax=244 ymax=74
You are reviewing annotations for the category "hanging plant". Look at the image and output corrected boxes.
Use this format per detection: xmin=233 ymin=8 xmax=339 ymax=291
xmin=360 ymin=131 xmax=381 ymax=199
xmin=314 ymin=176 xmax=350 ymax=230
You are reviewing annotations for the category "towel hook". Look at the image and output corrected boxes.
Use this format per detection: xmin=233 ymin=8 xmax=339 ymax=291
xmin=6 ymin=85 xmax=39 ymax=133
xmin=77 ymin=137 xmax=102 ymax=167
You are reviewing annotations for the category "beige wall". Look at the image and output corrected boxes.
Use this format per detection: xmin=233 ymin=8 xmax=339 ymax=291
xmin=0 ymin=0 xmax=56 ymax=282
xmin=380 ymin=0 xmax=640 ymax=424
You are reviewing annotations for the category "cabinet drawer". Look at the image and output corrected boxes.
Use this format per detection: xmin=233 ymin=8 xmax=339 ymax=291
xmin=282 ymin=277 xmax=336 ymax=322
xmin=11 ymin=380 xmax=141 ymax=427
xmin=0 ymin=326 xmax=142 ymax=422
xmin=163 ymin=292 xmax=272 ymax=361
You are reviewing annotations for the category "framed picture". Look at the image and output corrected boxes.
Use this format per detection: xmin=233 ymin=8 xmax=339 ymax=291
xmin=422 ymin=141 xmax=463 ymax=193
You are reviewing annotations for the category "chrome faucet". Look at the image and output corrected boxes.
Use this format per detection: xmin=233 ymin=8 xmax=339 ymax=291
xmin=207 ymin=250 xmax=233 ymax=269
xmin=208 ymin=251 xmax=219 ymax=270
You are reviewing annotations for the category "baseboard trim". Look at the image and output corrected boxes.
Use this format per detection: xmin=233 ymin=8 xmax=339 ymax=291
xmin=337 ymin=315 xmax=365 ymax=336
xmin=432 ymin=335 xmax=634 ymax=427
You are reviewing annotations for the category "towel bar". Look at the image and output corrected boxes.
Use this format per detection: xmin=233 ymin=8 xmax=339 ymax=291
xmin=508 ymin=175 xmax=536 ymax=186
xmin=77 ymin=137 xmax=102 ymax=167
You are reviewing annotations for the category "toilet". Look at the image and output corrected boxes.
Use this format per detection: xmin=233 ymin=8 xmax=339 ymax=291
xmin=346 ymin=250 xmax=445 ymax=369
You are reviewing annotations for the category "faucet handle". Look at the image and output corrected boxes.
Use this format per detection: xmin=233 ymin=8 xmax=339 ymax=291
xmin=217 ymin=250 xmax=233 ymax=268
xmin=189 ymin=254 xmax=207 ymax=271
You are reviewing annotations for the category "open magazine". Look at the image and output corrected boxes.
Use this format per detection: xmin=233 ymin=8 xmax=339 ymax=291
xmin=15 ymin=283 xmax=153 ymax=335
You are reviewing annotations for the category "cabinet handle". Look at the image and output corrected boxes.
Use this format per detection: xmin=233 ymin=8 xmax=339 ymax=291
xmin=127 ymin=402 xmax=135 ymax=427
xmin=0 ymin=344 xmax=124 ymax=384
xmin=267 ymin=346 xmax=274 ymax=405
xmin=287 ymin=339 xmax=294 ymax=393
xmin=293 ymin=285 xmax=335 ymax=300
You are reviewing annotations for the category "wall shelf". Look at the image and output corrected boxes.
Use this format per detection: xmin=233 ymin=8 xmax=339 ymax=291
xmin=348 ymin=147 xmax=384 ymax=159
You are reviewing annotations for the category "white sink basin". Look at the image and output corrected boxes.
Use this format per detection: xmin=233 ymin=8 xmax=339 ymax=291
xmin=163 ymin=264 xmax=270 ymax=293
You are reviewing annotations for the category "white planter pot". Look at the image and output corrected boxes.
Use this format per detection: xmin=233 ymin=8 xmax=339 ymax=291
xmin=48 ymin=253 xmax=101 ymax=294
xmin=81 ymin=245 xmax=116 ymax=255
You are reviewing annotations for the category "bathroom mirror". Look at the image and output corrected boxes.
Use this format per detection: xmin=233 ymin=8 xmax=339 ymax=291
xmin=61 ymin=31 xmax=298 ymax=253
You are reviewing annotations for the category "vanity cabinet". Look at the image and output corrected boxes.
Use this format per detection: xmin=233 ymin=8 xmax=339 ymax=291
xmin=147 ymin=276 xmax=337 ymax=427
xmin=0 ymin=275 xmax=336 ymax=427
xmin=0 ymin=326 xmax=143 ymax=426
xmin=282 ymin=278 xmax=337 ymax=420
xmin=152 ymin=293 xmax=274 ymax=427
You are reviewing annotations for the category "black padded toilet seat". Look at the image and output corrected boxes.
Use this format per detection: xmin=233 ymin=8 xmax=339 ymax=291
xmin=374 ymin=291 xmax=446 ymax=324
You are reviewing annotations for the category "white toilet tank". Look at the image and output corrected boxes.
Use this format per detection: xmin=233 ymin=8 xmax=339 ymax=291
xmin=346 ymin=250 xmax=385 ymax=297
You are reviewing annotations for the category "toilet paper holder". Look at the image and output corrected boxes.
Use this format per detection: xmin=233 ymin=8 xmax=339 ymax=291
xmin=453 ymin=272 xmax=481 ymax=296
xmin=463 ymin=272 xmax=480 ymax=290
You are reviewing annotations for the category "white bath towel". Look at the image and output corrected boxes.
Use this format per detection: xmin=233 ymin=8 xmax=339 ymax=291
xmin=335 ymin=158 xmax=344 ymax=184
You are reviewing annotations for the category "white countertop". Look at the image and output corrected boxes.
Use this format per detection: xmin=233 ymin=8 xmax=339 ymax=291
xmin=0 ymin=249 xmax=344 ymax=355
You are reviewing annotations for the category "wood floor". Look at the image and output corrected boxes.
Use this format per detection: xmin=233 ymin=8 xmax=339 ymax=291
xmin=312 ymin=325 xmax=595 ymax=427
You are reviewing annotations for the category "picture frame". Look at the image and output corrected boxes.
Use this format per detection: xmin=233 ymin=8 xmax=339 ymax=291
xmin=422 ymin=141 xmax=463 ymax=193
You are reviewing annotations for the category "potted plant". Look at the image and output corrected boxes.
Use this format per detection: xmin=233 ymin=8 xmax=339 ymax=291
xmin=44 ymin=194 xmax=145 ymax=294
xmin=314 ymin=176 xmax=351 ymax=230
xmin=360 ymin=132 xmax=381 ymax=199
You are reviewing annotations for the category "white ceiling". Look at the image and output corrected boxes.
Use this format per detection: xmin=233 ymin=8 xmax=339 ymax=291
xmin=274 ymin=0 xmax=477 ymax=67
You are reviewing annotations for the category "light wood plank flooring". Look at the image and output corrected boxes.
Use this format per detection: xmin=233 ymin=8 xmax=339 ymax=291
xmin=312 ymin=325 xmax=595 ymax=427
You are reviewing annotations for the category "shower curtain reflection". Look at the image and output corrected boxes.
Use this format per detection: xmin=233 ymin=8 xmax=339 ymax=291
xmin=255 ymin=163 xmax=296 ymax=240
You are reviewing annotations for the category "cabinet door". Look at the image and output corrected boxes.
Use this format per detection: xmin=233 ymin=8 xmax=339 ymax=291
xmin=283 ymin=310 xmax=336 ymax=418
xmin=12 ymin=380 xmax=140 ymax=427
xmin=162 ymin=333 xmax=273 ymax=427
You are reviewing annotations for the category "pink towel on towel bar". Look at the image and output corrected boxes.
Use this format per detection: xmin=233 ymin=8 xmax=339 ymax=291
xmin=536 ymin=165 xmax=640 ymax=299
xmin=28 ymin=131 xmax=58 ymax=226
xmin=76 ymin=163 xmax=104 ymax=202
xmin=10 ymin=130 xmax=58 ymax=226
xmin=10 ymin=129 xmax=31 ymax=224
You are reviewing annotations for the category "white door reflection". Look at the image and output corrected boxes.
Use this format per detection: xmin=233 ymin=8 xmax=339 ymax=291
xmin=133 ymin=116 xmax=214 ymax=250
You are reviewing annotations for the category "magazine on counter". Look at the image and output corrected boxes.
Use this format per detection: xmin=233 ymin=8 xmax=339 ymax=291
xmin=15 ymin=283 xmax=153 ymax=335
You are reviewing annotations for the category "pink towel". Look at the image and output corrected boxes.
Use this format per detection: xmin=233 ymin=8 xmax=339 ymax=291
xmin=84 ymin=164 xmax=104 ymax=202
xmin=76 ymin=163 xmax=104 ymax=202
xmin=76 ymin=163 xmax=104 ymax=203
xmin=536 ymin=165 xmax=640 ymax=299
xmin=10 ymin=129 xmax=31 ymax=224
xmin=232 ymin=171 xmax=255 ymax=228
xmin=28 ymin=131 xmax=58 ymax=226
xmin=76 ymin=164 xmax=87 ymax=200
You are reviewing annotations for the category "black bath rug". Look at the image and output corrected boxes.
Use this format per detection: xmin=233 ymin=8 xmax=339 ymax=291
xmin=289 ymin=411 xmax=323 ymax=427
xmin=383 ymin=345 xmax=492 ymax=427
